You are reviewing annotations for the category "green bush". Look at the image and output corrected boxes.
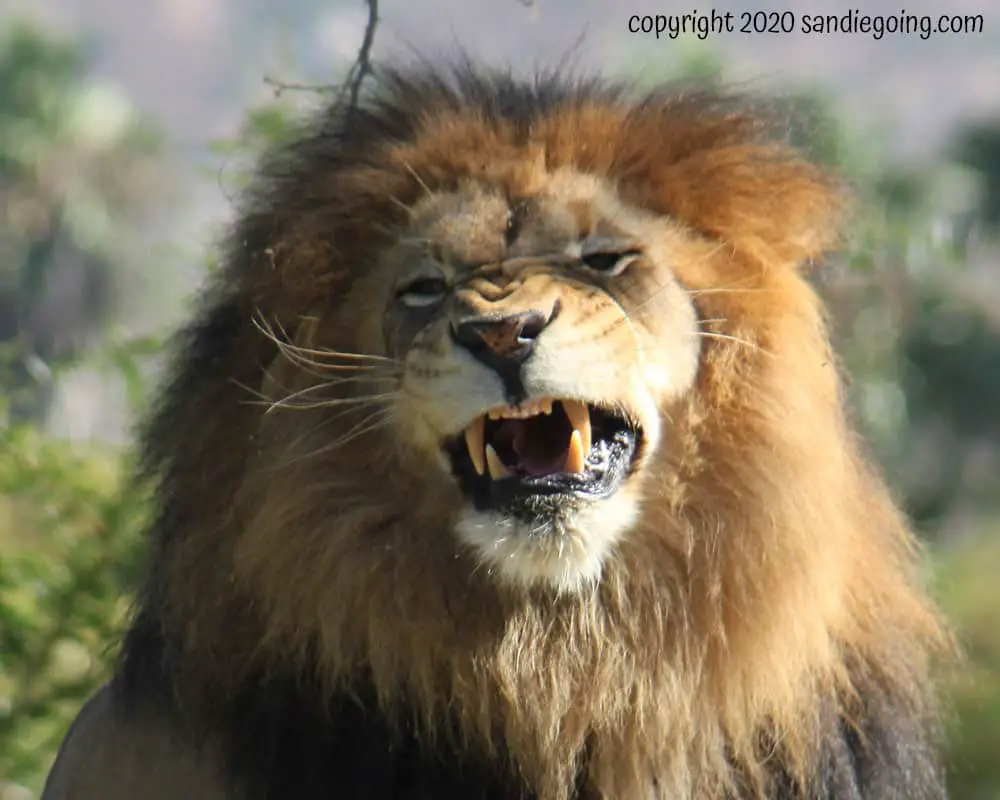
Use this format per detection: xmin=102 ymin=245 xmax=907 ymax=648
xmin=0 ymin=425 xmax=146 ymax=792
xmin=937 ymin=529 xmax=1000 ymax=799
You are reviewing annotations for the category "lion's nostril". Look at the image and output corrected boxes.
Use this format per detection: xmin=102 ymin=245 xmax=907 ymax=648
xmin=514 ymin=310 xmax=549 ymax=344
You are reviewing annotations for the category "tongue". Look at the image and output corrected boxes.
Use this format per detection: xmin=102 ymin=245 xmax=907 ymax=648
xmin=513 ymin=427 xmax=568 ymax=476
xmin=493 ymin=419 xmax=569 ymax=477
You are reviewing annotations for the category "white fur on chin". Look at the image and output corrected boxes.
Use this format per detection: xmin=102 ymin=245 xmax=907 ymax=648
xmin=454 ymin=495 xmax=641 ymax=593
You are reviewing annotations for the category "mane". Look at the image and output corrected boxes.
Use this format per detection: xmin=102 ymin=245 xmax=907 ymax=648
xmin=124 ymin=62 xmax=949 ymax=799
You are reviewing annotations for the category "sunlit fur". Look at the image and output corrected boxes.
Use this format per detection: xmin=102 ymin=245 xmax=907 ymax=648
xmin=135 ymin=65 xmax=950 ymax=798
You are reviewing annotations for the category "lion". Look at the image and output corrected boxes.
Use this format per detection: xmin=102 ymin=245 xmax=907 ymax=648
xmin=42 ymin=63 xmax=951 ymax=799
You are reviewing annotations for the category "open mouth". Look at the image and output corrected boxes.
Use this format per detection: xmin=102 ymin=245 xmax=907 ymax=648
xmin=445 ymin=398 xmax=642 ymax=512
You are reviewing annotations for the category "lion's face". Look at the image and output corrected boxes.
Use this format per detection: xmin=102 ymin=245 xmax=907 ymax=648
xmin=321 ymin=170 xmax=701 ymax=591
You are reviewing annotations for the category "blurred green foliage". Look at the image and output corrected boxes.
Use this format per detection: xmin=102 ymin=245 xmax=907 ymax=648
xmin=0 ymin=426 xmax=146 ymax=791
xmin=1 ymin=20 xmax=999 ymax=800
xmin=935 ymin=532 xmax=1000 ymax=800
xmin=0 ymin=21 xmax=163 ymax=427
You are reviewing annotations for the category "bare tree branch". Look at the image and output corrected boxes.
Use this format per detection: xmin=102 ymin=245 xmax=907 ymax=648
xmin=261 ymin=77 xmax=337 ymax=97
xmin=262 ymin=0 xmax=380 ymax=108
xmin=346 ymin=0 xmax=379 ymax=111
xmin=261 ymin=0 xmax=537 ymax=105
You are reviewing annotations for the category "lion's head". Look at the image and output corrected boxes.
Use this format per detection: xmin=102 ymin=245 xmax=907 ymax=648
xmin=266 ymin=165 xmax=709 ymax=591
xmin=134 ymin=66 xmax=948 ymax=798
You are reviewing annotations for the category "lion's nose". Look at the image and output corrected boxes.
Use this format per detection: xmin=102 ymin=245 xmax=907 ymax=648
xmin=452 ymin=310 xmax=548 ymax=364
xmin=451 ymin=307 xmax=557 ymax=401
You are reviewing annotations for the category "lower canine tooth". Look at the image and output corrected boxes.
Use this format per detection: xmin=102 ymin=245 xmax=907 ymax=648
xmin=485 ymin=443 xmax=512 ymax=480
xmin=562 ymin=400 xmax=592 ymax=455
xmin=564 ymin=429 xmax=586 ymax=473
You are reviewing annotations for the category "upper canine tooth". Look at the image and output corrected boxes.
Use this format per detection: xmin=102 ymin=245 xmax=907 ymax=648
xmin=464 ymin=416 xmax=485 ymax=476
xmin=562 ymin=400 xmax=592 ymax=455
xmin=564 ymin=429 xmax=586 ymax=473
xmin=485 ymin=443 xmax=512 ymax=480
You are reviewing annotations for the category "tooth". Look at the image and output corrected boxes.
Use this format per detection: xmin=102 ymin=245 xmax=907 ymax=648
xmin=564 ymin=429 xmax=586 ymax=473
xmin=562 ymin=400 xmax=592 ymax=455
xmin=465 ymin=417 xmax=485 ymax=476
xmin=485 ymin=399 xmax=556 ymax=422
xmin=485 ymin=443 xmax=512 ymax=480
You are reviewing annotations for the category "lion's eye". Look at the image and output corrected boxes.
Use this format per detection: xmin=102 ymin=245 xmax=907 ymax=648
xmin=581 ymin=250 xmax=642 ymax=276
xmin=398 ymin=277 xmax=449 ymax=308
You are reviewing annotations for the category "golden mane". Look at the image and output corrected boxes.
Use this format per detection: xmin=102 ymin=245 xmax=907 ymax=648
xmin=125 ymin=64 xmax=950 ymax=799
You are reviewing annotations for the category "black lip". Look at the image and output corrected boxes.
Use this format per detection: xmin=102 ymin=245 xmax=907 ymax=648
xmin=445 ymin=405 xmax=642 ymax=514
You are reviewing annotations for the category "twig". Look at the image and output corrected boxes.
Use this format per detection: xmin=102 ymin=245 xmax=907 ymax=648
xmin=262 ymin=77 xmax=337 ymax=97
xmin=261 ymin=0 xmax=380 ymax=109
xmin=346 ymin=0 xmax=379 ymax=112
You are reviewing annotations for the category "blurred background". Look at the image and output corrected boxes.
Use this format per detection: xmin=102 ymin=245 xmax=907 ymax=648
xmin=0 ymin=1 xmax=998 ymax=797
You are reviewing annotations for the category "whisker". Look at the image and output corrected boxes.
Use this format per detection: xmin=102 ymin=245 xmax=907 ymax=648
xmin=693 ymin=331 xmax=772 ymax=356
xmin=687 ymin=286 xmax=773 ymax=297
xmin=283 ymin=345 xmax=400 ymax=367
xmin=606 ymin=276 xmax=677 ymax=323
xmin=615 ymin=309 xmax=649 ymax=379
xmin=236 ymin=389 xmax=396 ymax=413
xmin=287 ymin=352 xmax=395 ymax=376
xmin=386 ymin=194 xmax=413 ymax=215
xmin=268 ymin=407 xmax=395 ymax=471
xmin=271 ymin=353 xmax=387 ymax=384
xmin=285 ymin=348 xmax=396 ymax=373
xmin=232 ymin=371 xmax=398 ymax=411
xmin=292 ymin=409 xmax=396 ymax=464
xmin=262 ymin=405 xmax=388 ymax=471
xmin=235 ymin=369 xmax=394 ymax=400
xmin=402 ymin=161 xmax=433 ymax=197
xmin=250 ymin=311 xmax=403 ymax=377
xmin=231 ymin=378 xmax=271 ymax=405
xmin=306 ymin=374 xmax=399 ymax=387
xmin=599 ymin=242 xmax=731 ymax=323
xmin=366 ymin=220 xmax=402 ymax=238
xmin=264 ymin=391 xmax=397 ymax=415
xmin=252 ymin=310 xmax=400 ymax=364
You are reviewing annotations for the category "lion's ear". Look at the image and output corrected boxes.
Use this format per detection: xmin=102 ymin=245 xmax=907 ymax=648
xmin=634 ymin=145 xmax=848 ymax=270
